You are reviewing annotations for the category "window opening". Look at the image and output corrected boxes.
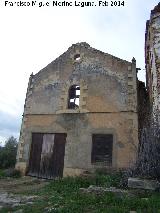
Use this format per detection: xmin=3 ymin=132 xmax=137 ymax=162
xmin=74 ymin=54 xmax=81 ymax=61
xmin=68 ymin=85 xmax=80 ymax=109
xmin=91 ymin=134 xmax=113 ymax=165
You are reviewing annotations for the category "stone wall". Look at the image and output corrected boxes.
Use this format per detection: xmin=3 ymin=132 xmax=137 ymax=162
xmin=16 ymin=42 xmax=139 ymax=176
xmin=145 ymin=4 xmax=160 ymax=120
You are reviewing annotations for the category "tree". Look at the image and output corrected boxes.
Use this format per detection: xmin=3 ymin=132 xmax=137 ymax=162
xmin=0 ymin=136 xmax=18 ymax=169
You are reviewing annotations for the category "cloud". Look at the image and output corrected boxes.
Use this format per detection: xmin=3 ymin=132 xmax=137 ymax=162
xmin=0 ymin=110 xmax=21 ymax=143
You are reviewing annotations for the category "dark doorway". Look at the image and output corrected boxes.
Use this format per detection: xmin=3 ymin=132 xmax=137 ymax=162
xmin=28 ymin=133 xmax=66 ymax=179
xmin=91 ymin=134 xmax=113 ymax=166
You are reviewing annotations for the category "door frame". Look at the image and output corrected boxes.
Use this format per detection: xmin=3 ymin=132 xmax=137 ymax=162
xmin=27 ymin=132 xmax=67 ymax=178
xmin=89 ymin=128 xmax=117 ymax=168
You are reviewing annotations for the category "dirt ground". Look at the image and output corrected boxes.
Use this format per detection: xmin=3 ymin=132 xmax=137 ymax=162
xmin=0 ymin=176 xmax=49 ymax=194
xmin=0 ymin=176 xmax=49 ymax=211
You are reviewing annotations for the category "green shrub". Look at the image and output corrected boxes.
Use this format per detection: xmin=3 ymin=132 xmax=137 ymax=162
xmin=0 ymin=136 xmax=17 ymax=169
xmin=0 ymin=169 xmax=5 ymax=178
xmin=3 ymin=168 xmax=21 ymax=178
xmin=94 ymin=169 xmax=123 ymax=187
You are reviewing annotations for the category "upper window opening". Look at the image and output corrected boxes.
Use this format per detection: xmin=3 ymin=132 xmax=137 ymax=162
xmin=74 ymin=54 xmax=81 ymax=61
xmin=68 ymin=85 xmax=80 ymax=109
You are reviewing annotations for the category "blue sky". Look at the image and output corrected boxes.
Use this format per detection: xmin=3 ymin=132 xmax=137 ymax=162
xmin=0 ymin=0 xmax=159 ymax=143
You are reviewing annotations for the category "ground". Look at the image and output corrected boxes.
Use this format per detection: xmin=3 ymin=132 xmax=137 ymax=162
xmin=0 ymin=176 xmax=49 ymax=212
xmin=0 ymin=174 xmax=160 ymax=213
xmin=0 ymin=176 xmax=49 ymax=194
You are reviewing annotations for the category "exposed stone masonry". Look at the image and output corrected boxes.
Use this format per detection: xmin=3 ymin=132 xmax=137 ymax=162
xmin=145 ymin=3 xmax=160 ymax=120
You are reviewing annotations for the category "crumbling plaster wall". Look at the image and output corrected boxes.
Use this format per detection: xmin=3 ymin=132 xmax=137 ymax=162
xmin=24 ymin=43 xmax=137 ymax=114
xmin=16 ymin=43 xmax=139 ymax=175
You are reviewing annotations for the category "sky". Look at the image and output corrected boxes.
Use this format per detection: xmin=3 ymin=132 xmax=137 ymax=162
xmin=0 ymin=0 xmax=159 ymax=144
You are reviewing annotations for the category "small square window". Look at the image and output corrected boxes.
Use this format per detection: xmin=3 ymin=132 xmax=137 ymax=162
xmin=91 ymin=134 xmax=113 ymax=165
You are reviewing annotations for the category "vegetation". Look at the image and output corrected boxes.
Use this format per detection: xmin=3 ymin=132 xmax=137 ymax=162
xmin=1 ymin=174 xmax=160 ymax=213
xmin=0 ymin=136 xmax=18 ymax=169
xmin=0 ymin=168 xmax=21 ymax=178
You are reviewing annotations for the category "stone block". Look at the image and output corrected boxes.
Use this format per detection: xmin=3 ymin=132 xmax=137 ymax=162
xmin=80 ymin=186 xmax=134 ymax=198
xmin=128 ymin=73 xmax=133 ymax=78
xmin=128 ymin=66 xmax=132 ymax=71
xmin=15 ymin=162 xmax=27 ymax=175
xmin=128 ymin=178 xmax=160 ymax=190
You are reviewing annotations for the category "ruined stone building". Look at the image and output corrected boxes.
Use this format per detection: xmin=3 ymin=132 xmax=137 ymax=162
xmin=145 ymin=3 xmax=160 ymax=120
xmin=16 ymin=42 xmax=139 ymax=178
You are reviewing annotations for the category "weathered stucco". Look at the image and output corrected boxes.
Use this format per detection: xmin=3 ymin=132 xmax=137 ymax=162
xmin=16 ymin=42 xmax=139 ymax=177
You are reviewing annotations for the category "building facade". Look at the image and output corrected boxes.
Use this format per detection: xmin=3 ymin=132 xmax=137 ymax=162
xmin=145 ymin=3 xmax=160 ymax=120
xmin=16 ymin=42 xmax=139 ymax=178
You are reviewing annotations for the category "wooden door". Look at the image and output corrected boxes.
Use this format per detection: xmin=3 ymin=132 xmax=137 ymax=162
xmin=51 ymin=134 xmax=66 ymax=178
xmin=28 ymin=133 xmax=43 ymax=177
xmin=28 ymin=133 xmax=66 ymax=179
xmin=39 ymin=134 xmax=55 ymax=179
